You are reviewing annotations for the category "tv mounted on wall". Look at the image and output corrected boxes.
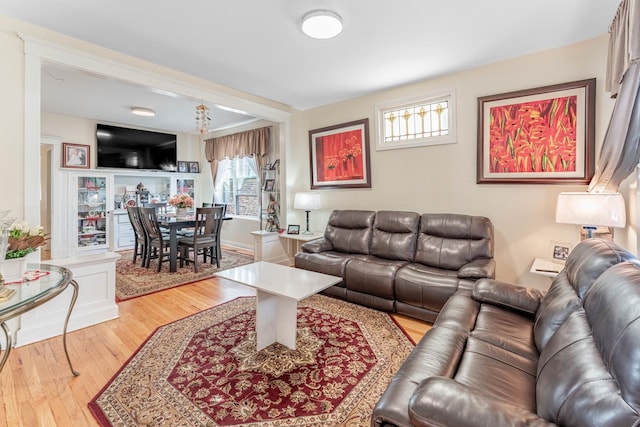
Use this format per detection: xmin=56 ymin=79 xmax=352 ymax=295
xmin=96 ymin=124 xmax=177 ymax=171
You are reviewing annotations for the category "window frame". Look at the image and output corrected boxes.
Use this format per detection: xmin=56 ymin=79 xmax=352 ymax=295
xmin=374 ymin=89 xmax=457 ymax=151
xmin=219 ymin=157 xmax=260 ymax=219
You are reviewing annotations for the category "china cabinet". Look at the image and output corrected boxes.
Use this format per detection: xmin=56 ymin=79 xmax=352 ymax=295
xmin=73 ymin=174 xmax=110 ymax=253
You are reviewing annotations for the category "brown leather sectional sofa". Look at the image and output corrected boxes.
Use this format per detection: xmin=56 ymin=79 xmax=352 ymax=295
xmin=294 ymin=210 xmax=495 ymax=322
xmin=373 ymin=238 xmax=640 ymax=427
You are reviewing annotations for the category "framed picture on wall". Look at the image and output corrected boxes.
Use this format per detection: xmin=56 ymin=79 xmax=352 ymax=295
xmin=309 ymin=118 xmax=371 ymax=190
xmin=477 ymin=79 xmax=596 ymax=184
xmin=62 ymin=143 xmax=90 ymax=169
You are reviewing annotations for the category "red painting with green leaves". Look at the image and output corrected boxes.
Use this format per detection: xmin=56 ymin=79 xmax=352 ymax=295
xmin=488 ymin=95 xmax=577 ymax=174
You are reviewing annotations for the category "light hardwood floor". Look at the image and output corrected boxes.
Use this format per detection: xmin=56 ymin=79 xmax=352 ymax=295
xmin=0 ymin=275 xmax=430 ymax=426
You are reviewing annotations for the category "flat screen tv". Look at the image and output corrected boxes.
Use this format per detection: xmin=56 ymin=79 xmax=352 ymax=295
xmin=96 ymin=124 xmax=177 ymax=171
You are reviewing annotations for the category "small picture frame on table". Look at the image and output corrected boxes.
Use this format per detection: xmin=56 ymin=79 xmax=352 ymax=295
xmin=177 ymin=161 xmax=188 ymax=173
xmin=189 ymin=161 xmax=200 ymax=173
xmin=287 ymin=224 xmax=300 ymax=235
xmin=549 ymin=241 xmax=573 ymax=262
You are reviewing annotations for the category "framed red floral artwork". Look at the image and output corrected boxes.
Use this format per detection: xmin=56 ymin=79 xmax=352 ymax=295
xmin=477 ymin=79 xmax=595 ymax=184
xmin=309 ymin=118 xmax=371 ymax=189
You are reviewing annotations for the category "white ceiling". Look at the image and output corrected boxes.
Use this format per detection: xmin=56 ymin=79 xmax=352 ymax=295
xmin=0 ymin=0 xmax=622 ymax=135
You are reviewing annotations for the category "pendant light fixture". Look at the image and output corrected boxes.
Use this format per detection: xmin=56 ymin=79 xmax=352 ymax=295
xmin=195 ymin=101 xmax=211 ymax=135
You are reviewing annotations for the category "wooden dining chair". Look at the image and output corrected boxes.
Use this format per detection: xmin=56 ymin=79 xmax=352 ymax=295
xmin=126 ymin=206 xmax=147 ymax=265
xmin=178 ymin=206 xmax=223 ymax=272
xmin=139 ymin=207 xmax=172 ymax=271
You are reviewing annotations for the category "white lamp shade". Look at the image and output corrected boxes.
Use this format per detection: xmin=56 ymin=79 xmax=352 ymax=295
xmin=294 ymin=192 xmax=321 ymax=210
xmin=555 ymin=192 xmax=626 ymax=228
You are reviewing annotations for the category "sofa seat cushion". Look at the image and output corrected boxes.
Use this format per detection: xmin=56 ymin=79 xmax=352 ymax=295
xmin=344 ymin=255 xmax=408 ymax=299
xmin=454 ymin=336 xmax=538 ymax=412
xmin=395 ymin=263 xmax=475 ymax=315
xmin=294 ymin=251 xmax=359 ymax=286
xmin=471 ymin=304 xmax=538 ymax=361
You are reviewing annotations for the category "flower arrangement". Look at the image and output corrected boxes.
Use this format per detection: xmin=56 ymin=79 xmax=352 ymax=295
xmin=325 ymin=157 xmax=339 ymax=170
xmin=5 ymin=221 xmax=48 ymax=259
xmin=168 ymin=194 xmax=194 ymax=208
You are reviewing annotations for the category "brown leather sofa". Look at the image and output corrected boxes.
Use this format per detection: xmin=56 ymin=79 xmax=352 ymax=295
xmin=372 ymin=238 xmax=640 ymax=427
xmin=294 ymin=210 xmax=495 ymax=322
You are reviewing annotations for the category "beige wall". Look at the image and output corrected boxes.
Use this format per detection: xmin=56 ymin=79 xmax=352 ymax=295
xmin=0 ymin=13 xmax=633 ymax=289
xmin=286 ymin=35 xmax=629 ymax=289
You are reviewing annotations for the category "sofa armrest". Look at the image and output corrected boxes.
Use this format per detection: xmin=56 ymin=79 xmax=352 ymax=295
xmin=409 ymin=377 xmax=556 ymax=427
xmin=299 ymin=237 xmax=333 ymax=253
xmin=472 ymin=278 xmax=545 ymax=315
xmin=458 ymin=258 xmax=496 ymax=279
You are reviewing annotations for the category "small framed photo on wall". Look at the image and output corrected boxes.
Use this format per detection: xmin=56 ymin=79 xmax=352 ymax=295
xmin=62 ymin=143 xmax=90 ymax=169
xmin=189 ymin=161 xmax=200 ymax=173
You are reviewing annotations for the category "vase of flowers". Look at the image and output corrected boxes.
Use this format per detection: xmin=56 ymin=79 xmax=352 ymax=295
xmin=168 ymin=193 xmax=194 ymax=218
xmin=0 ymin=217 xmax=48 ymax=282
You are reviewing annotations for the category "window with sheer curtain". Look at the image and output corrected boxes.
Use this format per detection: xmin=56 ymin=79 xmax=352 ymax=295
xmin=216 ymin=157 xmax=259 ymax=217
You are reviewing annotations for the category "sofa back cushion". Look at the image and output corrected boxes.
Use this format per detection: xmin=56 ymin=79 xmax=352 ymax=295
xmin=536 ymin=261 xmax=640 ymax=426
xmin=534 ymin=238 xmax=635 ymax=351
xmin=324 ymin=210 xmax=375 ymax=255
xmin=414 ymin=214 xmax=493 ymax=270
xmin=370 ymin=211 xmax=420 ymax=262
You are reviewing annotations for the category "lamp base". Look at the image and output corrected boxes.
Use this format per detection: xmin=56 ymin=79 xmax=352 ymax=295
xmin=580 ymin=225 xmax=613 ymax=241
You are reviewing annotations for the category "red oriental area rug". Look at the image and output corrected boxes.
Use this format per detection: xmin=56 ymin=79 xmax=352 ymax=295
xmin=89 ymin=295 xmax=414 ymax=426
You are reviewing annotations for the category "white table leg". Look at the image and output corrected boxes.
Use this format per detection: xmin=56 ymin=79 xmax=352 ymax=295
xmin=256 ymin=290 xmax=298 ymax=351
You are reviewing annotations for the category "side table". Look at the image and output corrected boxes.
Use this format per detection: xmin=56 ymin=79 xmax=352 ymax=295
xmin=530 ymin=257 xmax=564 ymax=278
xmin=0 ymin=264 xmax=79 ymax=376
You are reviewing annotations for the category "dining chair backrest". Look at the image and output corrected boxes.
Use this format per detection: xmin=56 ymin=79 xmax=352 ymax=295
xmin=127 ymin=206 xmax=146 ymax=238
xmin=214 ymin=203 xmax=228 ymax=217
xmin=193 ymin=207 xmax=224 ymax=241
xmin=139 ymin=207 xmax=164 ymax=240
xmin=144 ymin=202 xmax=169 ymax=214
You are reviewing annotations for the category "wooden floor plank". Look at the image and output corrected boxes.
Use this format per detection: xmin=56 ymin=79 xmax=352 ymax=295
xmin=0 ymin=273 xmax=430 ymax=426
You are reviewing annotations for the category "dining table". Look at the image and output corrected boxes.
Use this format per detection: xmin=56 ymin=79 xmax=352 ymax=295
xmin=156 ymin=214 xmax=231 ymax=272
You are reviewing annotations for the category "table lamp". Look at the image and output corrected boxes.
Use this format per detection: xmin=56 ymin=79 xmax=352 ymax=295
xmin=555 ymin=192 xmax=626 ymax=239
xmin=294 ymin=192 xmax=321 ymax=234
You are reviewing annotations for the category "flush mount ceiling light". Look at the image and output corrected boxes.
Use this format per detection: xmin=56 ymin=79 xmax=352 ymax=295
xmin=301 ymin=10 xmax=343 ymax=39
xmin=130 ymin=107 xmax=156 ymax=117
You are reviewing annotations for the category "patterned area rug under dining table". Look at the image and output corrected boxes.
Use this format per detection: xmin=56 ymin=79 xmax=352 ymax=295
xmin=89 ymin=294 xmax=415 ymax=426
xmin=115 ymin=248 xmax=254 ymax=301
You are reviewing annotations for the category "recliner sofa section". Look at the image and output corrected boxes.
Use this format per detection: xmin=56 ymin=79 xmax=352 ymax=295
xmin=295 ymin=209 xmax=495 ymax=321
xmin=372 ymin=238 xmax=640 ymax=427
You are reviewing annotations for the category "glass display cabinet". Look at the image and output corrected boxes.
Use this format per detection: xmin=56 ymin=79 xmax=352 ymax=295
xmin=75 ymin=174 xmax=109 ymax=252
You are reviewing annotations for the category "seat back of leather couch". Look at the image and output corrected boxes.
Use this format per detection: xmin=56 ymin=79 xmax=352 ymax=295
xmin=414 ymin=214 xmax=494 ymax=270
xmin=370 ymin=211 xmax=420 ymax=261
xmin=324 ymin=210 xmax=375 ymax=254
xmin=536 ymin=261 xmax=640 ymax=426
xmin=534 ymin=238 xmax=636 ymax=351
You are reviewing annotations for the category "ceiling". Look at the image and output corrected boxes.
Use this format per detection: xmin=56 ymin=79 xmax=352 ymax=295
xmin=0 ymin=0 xmax=622 ymax=135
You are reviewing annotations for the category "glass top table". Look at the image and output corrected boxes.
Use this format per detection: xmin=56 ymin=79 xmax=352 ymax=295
xmin=0 ymin=263 xmax=79 ymax=376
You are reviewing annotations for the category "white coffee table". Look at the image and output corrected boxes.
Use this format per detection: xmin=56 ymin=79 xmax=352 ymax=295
xmin=215 ymin=261 xmax=342 ymax=351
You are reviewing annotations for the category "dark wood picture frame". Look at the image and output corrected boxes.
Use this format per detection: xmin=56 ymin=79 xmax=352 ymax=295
xmin=188 ymin=161 xmax=200 ymax=173
xmin=287 ymin=224 xmax=300 ymax=235
xmin=477 ymin=79 xmax=595 ymax=184
xmin=62 ymin=142 xmax=90 ymax=169
xmin=309 ymin=118 xmax=371 ymax=190
xmin=177 ymin=161 xmax=188 ymax=173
